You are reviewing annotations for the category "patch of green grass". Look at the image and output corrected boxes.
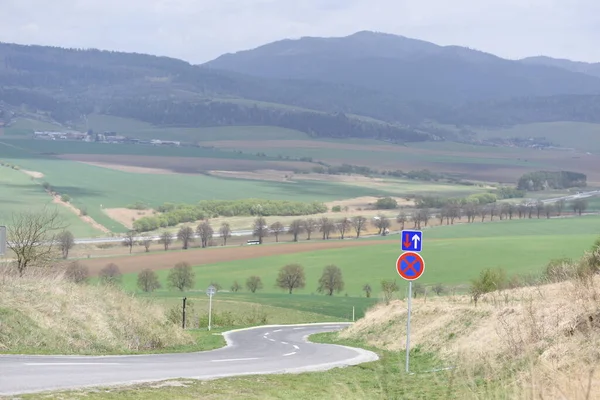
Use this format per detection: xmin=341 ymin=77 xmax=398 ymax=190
xmin=118 ymin=215 xmax=600 ymax=298
xmin=0 ymin=164 xmax=101 ymax=237
xmin=20 ymin=334 xmax=469 ymax=400
xmin=148 ymin=295 xmax=351 ymax=324
xmin=142 ymin=292 xmax=376 ymax=321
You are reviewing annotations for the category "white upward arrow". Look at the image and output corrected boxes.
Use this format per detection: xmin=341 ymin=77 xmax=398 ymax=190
xmin=412 ymin=234 xmax=420 ymax=248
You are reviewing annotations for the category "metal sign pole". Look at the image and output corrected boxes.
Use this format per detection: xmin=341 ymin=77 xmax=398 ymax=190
xmin=406 ymin=281 xmax=412 ymax=373
xmin=208 ymin=292 xmax=213 ymax=331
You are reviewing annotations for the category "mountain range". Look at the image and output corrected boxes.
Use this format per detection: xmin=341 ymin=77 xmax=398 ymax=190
xmin=1 ymin=31 xmax=600 ymax=143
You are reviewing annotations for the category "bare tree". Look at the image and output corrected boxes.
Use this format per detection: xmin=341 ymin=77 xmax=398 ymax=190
xmin=489 ymin=203 xmax=497 ymax=221
xmin=210 ymin=282 xmax=222 ymax=292
xmin=535 ymin=201 xmax=544 ymax=219
xmin=99 ymin=263 xmax=122 ymax=285
xmin=253 ymin=217 xmax=269 ymax=244
xmin=373 ymin=214 xmax=390 ymax=235
xmin=270 ymin=221 xmax=285 ymax=242
xmin=336 ymin=217 xmax=351 ymax=239
xmin=56 ymin=230 xmax=75 ymax=259
xmin=317 ymin=265 xmax=345 ymax=296
xmin=137 ymin=268 xmax=161 ymax=292
xmin=123 ymin=230 xmax=137 ymax=254
xmin=303 ymin=218 xmax=317 ymax=240
xmin=230 ymin=280 xmax=241 ymax=292
xmin=544 ymin=203 xmax=554 ymax=219
xmin=572 ymin=198 xmax=588 ymax=216
xmin=140 ymin=234 xmax=152 ymax=252
xmin=246 ymin=275 xmax=263 ymax=293
xmin=276 ymin=263 xmax=306 ymax=294
xmin=219 ymin=222 xmax=232 ymax=245
xmin=396 ymin=212 xmax=407 ymax=230
xmin=363 ymin=283 xmax=372 ymax=298
xmin=556 ymin=199 xmax=565 ymax=216
xmin=288 ymin=219 xmax=304 ymax=242
xmin=7 ymin=208 xmax=67 ymax=276
xmin=353 ymin=216 xmax=368 ymax=238
xmin=177 ymin=226 xmax=195 ymax=250
xmin=319 ymin=217 xmax=335 ymax=240
xmin=64 ymin=261 xmax=89 ymax=284
xmin=167 ymin=261 xmax=195 ymax=291
xmin=432 ymin=283 xmax=446 ymax=296
xmin=159 ymin=231 xmax=172 ymax=251
xmin=418 ymin=208 xmax=431 ymax=227
xmin=196 ymin=221 xmax=214 ymax=248
xmin=381 ymin=279 xmax=399 ymax=304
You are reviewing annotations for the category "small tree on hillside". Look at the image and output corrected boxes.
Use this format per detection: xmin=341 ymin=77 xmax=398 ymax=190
xmin=64 ymin=261 xmax=89 ymax=284
xmin=253 ymin=217 xmax=269 ymax=244
xmin=123 ymin=230 xmax=137 ymax=254
xmin=137 ymin=268 xmax=161 ymax=292
xmin=167 ymin=261 xmax=195 ymax=291
xmin=159 ymin=231 xmax=173 ymax=251
xmin=270 ymin=221 xmax=285 ymax=242
xmin=381 ymin=279 xmax=399 ymax=304
xmin=288 ymin=219 xmax=304 ymax=242
xmin=432 ymin=283 xmax=446 ymax=296
xmin=470 ymin=268 xmax=507 ymax=306
xmin=319 ymin=217 xmax=335 ymax=240
xmin=196 ymin=221 xmax=214 ymax=248
xmin=219 ymin=222 xmax=232 ymax=245
xmin=99 ymin=263 xmax=122 ymax=285
xmin=276 ymin=264 xmax=306 ymax=294
xmin=177 ymin=226 xmax=195 ymax=250
xmin=317 ymin=265 xmax=345 ymax=296
xmin=246 ymin=276 xmax=263 ymax=293
xmin=57 ymin=229 xmax=75 ymax=259
xmin=362 ymin=283 xmax=372 ymax=298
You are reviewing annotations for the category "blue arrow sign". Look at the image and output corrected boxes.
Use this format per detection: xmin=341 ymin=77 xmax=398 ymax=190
xmin=401 ymin=230 xmax=422 ymax=252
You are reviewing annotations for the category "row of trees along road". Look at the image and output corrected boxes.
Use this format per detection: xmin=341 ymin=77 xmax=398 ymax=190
xmin=131 ymin=262 xmax=346 ymax=296
xmin=129 ymin=215 xmax=385 ymax=252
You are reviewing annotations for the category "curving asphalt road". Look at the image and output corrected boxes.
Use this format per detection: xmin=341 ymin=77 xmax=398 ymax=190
xmin=0 ymin=323 xmax=378 ymax=396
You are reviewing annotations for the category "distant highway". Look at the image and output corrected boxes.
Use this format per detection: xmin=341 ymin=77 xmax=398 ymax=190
xmin=0 ymin=323 xmax=378 ymax=396
xmin=523 ymin=190 xmax=600 ymax=207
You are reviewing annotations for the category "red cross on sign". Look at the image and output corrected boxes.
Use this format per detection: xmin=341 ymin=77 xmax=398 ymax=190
xmin=396 ymin=251 xmax=425 ymax=281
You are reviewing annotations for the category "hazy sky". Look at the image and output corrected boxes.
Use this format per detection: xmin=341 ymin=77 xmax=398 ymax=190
xmin=1 ymin=0 xmax=599 ymax=64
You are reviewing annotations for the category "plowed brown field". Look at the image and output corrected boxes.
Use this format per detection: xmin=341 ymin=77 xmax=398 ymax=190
xmin=82 ymin=239 xmax=396 ymax=275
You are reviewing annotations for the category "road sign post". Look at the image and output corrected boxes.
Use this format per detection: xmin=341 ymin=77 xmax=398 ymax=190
xmin=182 ymin=297 xmax=187 ymax=329
xmin=0 ymin=226 xmax=6 ymax=257
xmin=401 ymin=230 xmax=422 ymax=252
xmin=206 ymin=285 xmax=216 ymax=331
xmin=396 ymin=241 xmax=425 ymax=374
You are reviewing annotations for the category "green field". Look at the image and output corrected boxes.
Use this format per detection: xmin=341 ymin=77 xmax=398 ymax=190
xmin=0 ymin=165 xmax=101 ymax=237
xmin=2 ymin=118 xmax=64 ymax=136
xmin=81 ymin=114 xmax=312 ymax=142
xmin=117 ymin=215 xmax=600 ymax=300
xmin=475 ymin=121 xmax=600 ymax=154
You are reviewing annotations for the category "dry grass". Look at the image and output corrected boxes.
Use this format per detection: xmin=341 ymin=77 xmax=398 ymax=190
xmin=341 ymin=269 xmax=600 ymax=399
xmin=0 ymin=266 xmax=193 ymax=354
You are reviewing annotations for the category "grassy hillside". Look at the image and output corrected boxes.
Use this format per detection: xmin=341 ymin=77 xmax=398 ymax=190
xmin=0 ymin=269 xmax=195 ymax=355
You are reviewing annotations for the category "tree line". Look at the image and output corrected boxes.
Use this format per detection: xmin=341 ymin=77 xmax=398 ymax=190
xmin=132 ymin=199 xmax=328 ymax=233
xmin=517 ymin=171 xmax=587 ymax=191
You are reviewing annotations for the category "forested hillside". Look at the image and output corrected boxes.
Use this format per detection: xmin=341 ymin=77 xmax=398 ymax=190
xmin=205 ymin=31 xmax=600 ymax=103
xmin=2 ymin=33 xmax=600 ymax=143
